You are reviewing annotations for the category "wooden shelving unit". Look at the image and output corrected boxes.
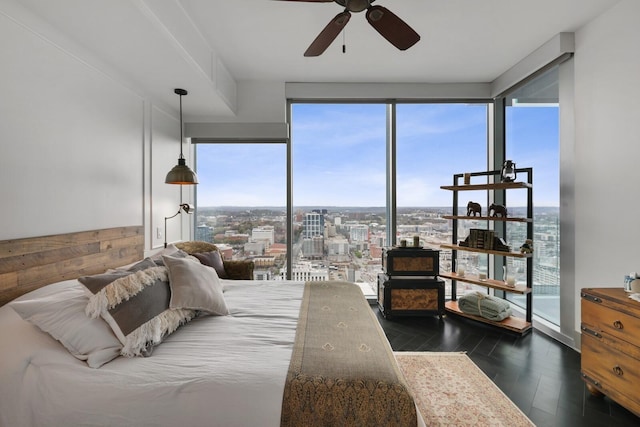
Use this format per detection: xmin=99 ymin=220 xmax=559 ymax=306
xmin=445 ymin=301 xmax=532 ymax=334
xmin=440 ymin=182 xmax=532 ymax=191
xmin=439 ymin=272 xmax=531 ymax=294
xmin=440 ymin=168 xmax=534 ymax=335
xmin=442 ymin=215 xmax=532 ymax=223
xmin=440 ymin=243 xmax=532 ymax=258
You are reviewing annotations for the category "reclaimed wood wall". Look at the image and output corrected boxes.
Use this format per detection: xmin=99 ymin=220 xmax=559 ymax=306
xmin=0 ymin=226 xmax=143 ymax=306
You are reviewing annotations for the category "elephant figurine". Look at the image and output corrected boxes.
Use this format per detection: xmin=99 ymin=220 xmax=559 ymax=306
xmin=489 ymin=203 xmax=507 ymax=217
xmin=466 ymin=201 xmax=481 ymax=217
xmin=520 ymin=239 xmax=533 ymax=254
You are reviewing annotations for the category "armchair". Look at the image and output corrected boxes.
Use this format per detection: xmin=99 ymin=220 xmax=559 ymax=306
xmin=174 ymin=241 xmax=254 ymax=280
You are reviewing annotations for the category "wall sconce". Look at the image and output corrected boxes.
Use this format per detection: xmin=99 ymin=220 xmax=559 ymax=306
xmin=165 ymin=88 xmax=198 ymax=185
xmin=500 ymin=160 xmax=517 ymax=182
xmin=164 ymin=203 xmax=194 ymax=248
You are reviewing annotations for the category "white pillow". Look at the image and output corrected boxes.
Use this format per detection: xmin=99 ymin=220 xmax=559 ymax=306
xmin=10 ymin=281 xmax=122 ymax=368
xmin=163 ymin=255 xmax=230 ymax=315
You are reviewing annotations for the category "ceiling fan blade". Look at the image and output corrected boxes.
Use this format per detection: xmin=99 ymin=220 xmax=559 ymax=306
xmin=304 ymin=11 xmax=351 ymax=57
xmin=273 ymin=0 xmax=333 ymax=2
xmin=366 ymin=5 xmax=420 ymax=51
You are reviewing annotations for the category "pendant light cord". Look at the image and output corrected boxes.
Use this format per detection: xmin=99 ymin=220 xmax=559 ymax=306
xmin=179 ymin=92 xmax=184 ymax=159
xmin=174 ymin=88 xmax=188 ymax=160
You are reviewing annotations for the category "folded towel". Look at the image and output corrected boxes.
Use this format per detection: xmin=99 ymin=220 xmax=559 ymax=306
xmin=458 ymin=291 xmax=512 ymax=321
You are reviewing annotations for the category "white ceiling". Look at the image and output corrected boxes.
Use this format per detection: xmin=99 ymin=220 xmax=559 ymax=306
xmin=13 ymin=0 xmax=620 ymax=119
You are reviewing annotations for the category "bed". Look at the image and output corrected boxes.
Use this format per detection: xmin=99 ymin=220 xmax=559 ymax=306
xmin=0 ymin=227 xmax=423 ymax=427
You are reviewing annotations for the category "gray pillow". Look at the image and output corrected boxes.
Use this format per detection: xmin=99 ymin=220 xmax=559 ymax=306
xmin=124 ymin=257 xmax=157 ymax=272
xmin=80 ymin=258 xmax=156 ymax=294
xmin=84 ymin=266 xmax=196 ymax=357
xmin=10 ymin=282 xmax=122 ymax=368
xmin=192 ymin=250 xmax=228 ymax=279
xmin=162 ymin=255 xmax=229 ymax=315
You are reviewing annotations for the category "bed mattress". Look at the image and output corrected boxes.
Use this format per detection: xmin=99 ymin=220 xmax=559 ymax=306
xmin=0 ymin=279 xmax=304 ymax=427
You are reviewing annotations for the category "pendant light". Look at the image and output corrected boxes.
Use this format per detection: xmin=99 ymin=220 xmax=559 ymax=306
xmin=165 ymin=88 xmax=198 ymax=185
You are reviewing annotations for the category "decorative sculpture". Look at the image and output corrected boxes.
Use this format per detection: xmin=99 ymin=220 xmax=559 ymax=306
xmin=466 ymin=201 xmax=481 ymax=217
xmin=501 ymin=160 xmax=517 ymax=182
xmin=489 ymin=203 xmax=508 ymax=218
xmin=520 ymin=239 xmax=533 ymax=254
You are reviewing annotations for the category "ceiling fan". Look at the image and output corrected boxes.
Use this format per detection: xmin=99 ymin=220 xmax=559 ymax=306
xmin=278 ymin=0 xmax=420 ymax=57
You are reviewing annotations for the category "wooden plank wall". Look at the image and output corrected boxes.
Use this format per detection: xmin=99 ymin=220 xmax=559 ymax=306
xmin=0 ymin=226 xmax=144 ymax=306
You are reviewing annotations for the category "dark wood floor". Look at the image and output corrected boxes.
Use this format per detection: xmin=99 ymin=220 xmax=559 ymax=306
xmin=374 ymin=308 xmax=640 ymax=427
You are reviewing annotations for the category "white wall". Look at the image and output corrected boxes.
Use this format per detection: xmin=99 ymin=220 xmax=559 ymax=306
xmin=151 ymin=106 xmax=196 ymax=249
xmin=573 ymin=0 xmax=640 ymax=331
xmin=194 ymin=80 xmax=287 ymax=123
xmin=0 ymin=4 xmax=190 ymax=249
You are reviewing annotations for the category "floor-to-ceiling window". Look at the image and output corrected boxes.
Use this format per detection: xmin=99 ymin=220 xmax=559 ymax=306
xmin=194 ymin=87 xmax=563 ymax=333
xmin=291 ymin=103 xmax=387 ymax=296
xmin=285 ymin=102 xmax=494 ymax=297
xmin=395 ymin=103 xmax=488 ymax=297
xmin=193 ymin=94 xmax=558 ymax=325
xmin=194 ymin=143 xmax=287 ymax=280
xmin=503 ymin=66 xmax=561 ymax=325
xmin=194 ymin=102 xmax=493 ymax=296
xmin=193 ymin=74 xmax=564 ymax=339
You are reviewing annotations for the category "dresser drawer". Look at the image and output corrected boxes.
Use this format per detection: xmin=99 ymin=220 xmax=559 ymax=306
xmin=377 ymin=274 xmax=444 ymax=318
xmin=582 ymin=296 xmax=640 ymax=346
xmin=382 ymin=248 xmax=439 ymax=276
xmin=582 ymin=333 xmax=640 ymax=413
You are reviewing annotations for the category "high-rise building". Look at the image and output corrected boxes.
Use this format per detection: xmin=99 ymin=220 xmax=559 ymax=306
xmin=327 ymin=238 xmax=349 ymax=256
xmin=303 ymin=212 xmax=324 ymax=238
xmin=281 ymin=261 xmax=329 ymax=282
xmin=252 ymin=226 xmax=275 ymax=245
xmin=302 ymin=235 xmax=323 ymax=259
xmin=195 ymin=225 xmax=214 ymax=242
xmin=350 ymin=224 xmax=369 ymax=242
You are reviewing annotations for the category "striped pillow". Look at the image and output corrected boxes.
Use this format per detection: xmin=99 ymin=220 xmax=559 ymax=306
xmin=81 ymin=266 xmax=196 ymax=357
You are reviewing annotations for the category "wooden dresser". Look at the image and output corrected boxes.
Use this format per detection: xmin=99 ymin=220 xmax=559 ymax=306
xmin=580 ymin=287 xmax=640 ymax=417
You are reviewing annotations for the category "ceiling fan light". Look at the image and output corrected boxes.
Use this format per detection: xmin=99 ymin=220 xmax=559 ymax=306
xmin=344 ymin=0 xmax=370 ymax=13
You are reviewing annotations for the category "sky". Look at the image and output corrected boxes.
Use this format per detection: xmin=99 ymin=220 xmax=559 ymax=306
xmin=195 ymin=102 xmax=559 ymax=208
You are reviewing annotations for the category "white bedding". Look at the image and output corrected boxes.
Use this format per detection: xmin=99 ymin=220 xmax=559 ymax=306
xmin=0 ymin=279 xmax=304 ymax=427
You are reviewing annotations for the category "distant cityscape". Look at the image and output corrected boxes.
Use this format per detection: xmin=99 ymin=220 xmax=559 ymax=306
xmin=194 ymin=206 xmax=560 ymax=306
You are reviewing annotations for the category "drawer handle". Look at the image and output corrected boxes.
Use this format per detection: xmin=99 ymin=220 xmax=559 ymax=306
xmin=613 ymin=365 xmax=624 ymax=377
xmin=613 ymin=320 xmax=624 ymax=330
xmin=581 ymin=293 xmax=602 ymax=303
xmin=581 ymin=326 xmax=602 ymax=338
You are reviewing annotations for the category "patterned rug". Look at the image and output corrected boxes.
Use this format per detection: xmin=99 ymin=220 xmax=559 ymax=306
xmin=394 ymin=352 xmax=535 ymax=427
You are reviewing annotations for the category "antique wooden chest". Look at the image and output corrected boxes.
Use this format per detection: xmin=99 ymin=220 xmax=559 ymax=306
xmin=382 ymin=247 xmax=439 ymax=277
xmin=581 ymin=287 xmax=640 ymax=417
xmin=377 ymin=274 xmax=444 ymax=319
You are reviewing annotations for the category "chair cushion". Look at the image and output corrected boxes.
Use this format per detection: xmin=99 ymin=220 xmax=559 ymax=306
xmin=193 ymin=250 xmax=228 ymax=279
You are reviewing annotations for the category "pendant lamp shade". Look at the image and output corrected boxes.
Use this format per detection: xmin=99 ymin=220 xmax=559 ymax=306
xmin=165 ymin=157 xmax=198 ymax=185
xmin=165 ymin=88 xmax=198 ymax=185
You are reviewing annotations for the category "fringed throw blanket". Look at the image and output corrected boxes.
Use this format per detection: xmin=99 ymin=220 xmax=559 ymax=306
xmin=280 ymin=281 xmax=417 ymax=427
xmin=458 ymin=291 xmax=512 ymax=321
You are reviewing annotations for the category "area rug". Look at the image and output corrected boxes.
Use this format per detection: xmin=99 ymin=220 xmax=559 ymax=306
xmin=394 ymin=352 xmax=535 ymax=427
